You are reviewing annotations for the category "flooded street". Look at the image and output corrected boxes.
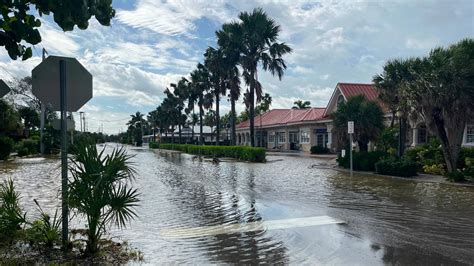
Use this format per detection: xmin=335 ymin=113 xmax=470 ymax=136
xmin=1 ymin=144 xmax=474 ymax=265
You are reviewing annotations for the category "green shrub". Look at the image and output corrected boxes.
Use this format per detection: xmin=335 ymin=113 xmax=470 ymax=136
xmin=422 ymin=164 xmax=446 ymax=175
xmin=26 ymin=200 xmax=61 ymax=247
xmin=403 ymin=140 xmax=445 ymax=171
xmin=375 ymin=158 xmax=418 ymax=177
xmin=157 ymin=144 xmax=266 ymax=162
xmin=149 ymin=142 xmax=159 ymax=149
xmin=310 ymin=146 xmax=329 ymax=154
xmin=459 ymin=148 xmax=474 ymax=169
xmin=446 ymin=169 xmax=465 ymax=182
xmin=337 ymin=151 xmax=387 ymax=171
xmin=0 ymin=136 xmax=14 ymax=160
xmin=15 ymin=138 xmax=40 ymax=156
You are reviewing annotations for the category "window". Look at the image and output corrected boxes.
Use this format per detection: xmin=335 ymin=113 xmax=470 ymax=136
xmin=337 ymin=95 xmax=345 ymax=109
xmin=278 ymin=132 xmax=286 ymax=143
xmin=418 ymin=126 xmax=427 ymax=144
xmin=289 ymin=132 xmax=299 ymax=143
xmin=268 ymin=134 xmax=275 ymax=143
xmin=316 ymin=134 xmax=324 ymax=146
xmin=467 ymin=125 xmax=474 ymax=143
xmin=300 ymin=131 xmax=310 ymax=144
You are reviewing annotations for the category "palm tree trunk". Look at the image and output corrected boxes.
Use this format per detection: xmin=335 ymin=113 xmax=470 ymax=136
xmin=215 ymin=92 xmax=220 ymax=146
xmin=249 ymin=69 xmax=256 ymax=147
xmin=230 ymin=98 xmax=236 ymax=146
xmin=192 ymin=108 xmax=195 ymax=143
xmin=199 ymin=101 xmax=204 ymax=145
xmin=178 ymin=123 xmax=182 ymax=144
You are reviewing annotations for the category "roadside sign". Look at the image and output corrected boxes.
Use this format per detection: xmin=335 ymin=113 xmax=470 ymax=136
xmin=0 ymin=79 xmax=11 ymax=98
xmin=53 ymin=118 xmax=75 ymax=131
xmin=32 ymin=56 xmax=92 ymax=111
xmin=348 ymin=121 xmax=354 ymax=134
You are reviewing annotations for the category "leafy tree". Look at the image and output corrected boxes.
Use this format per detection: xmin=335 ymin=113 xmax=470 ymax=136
xmin=292 ymin=100 xmax=311 ymax=109
xmin=397 ymin=39 xmax=474 ymax=173
xmin=68 ymin=143 xmax=139 ymax=254
xmin=230 ymin=8 xmax=292 ymax=146
xmin=0 ymin=99 xmax=21 ymax=134
xmin=18 ymin=106 xmax=39 ymax=136
xmin=204 ymin=110 xmax=217 ymax=138
xmin=255 ymin=93 xmax=272 ymax=114
xmin=0 ymin=1 xmax=115 ymax=60
xmin=333 ymin=95 xmax=384 ymax=152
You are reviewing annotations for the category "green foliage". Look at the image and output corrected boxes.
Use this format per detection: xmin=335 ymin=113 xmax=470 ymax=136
xmin=0 ymin=179 xmax=27 ymax=237
xmin=446 ymin=170 xmax=466 ymax=182
xmin=15 ymin=138 xmax=39 ymax=156
xmin=155 ymin=143 xmax=266 ymax=162
xmin=458 ymin=148 xmax=474 ymax=169
xmin=422 ymin=164 xmax=446 ymax=175
xmin=337 ymin=151 xmax=387 ymax=171
xmin=68 ymin=143 xmax=139 ymax=253
xmin=310 ymin=146 xmax=329 ymax=154
xmin=149 ymin=142 xmax=159 ymax=149
xmin=375 ymin=127 xmax=398 ymax=152
xmin=26 ymin=200 xmax=60 ymax=247
xmin=332 ymin=95 xmax=384 ymax=151
xmin=0 ymin=136 xmax=14 ymax=160
xmin=0 ymin=1 xmax=115 ymax=60
xmin=403 ymin=139 xmax=445 ymax=171
xmin=292 ymin=100 xmax=311 ymax=109
xmin=375 ymin=158 xmax=418 ymax=177
xmin=0 ymin=99 xmax=20 ymax=133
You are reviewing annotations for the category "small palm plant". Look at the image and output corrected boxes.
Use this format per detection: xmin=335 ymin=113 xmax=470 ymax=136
xmin=28 ymin=199 xmax=61 ymax=247
xmin=0 ymin=179 xmax=27 ymax=237
xmin=68 ymin=143 xmax=139 ymax=254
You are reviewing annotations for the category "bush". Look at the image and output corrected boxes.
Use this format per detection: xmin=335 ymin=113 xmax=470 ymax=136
xmin=337 ymin=151 xmax=387 ymax=171
xmin=149 ymin=142 xmax=159 ymax=149
xmin=403 ymin=140 xmax=445 ymax=171
xmin=26 ymin=200 xmax=61 ymax=247
xmin=155 ymin=144 xmax=266 ymax=162
xmin=446 ymin=169 xmax=465 ymax=182
xmin=0 ymin=136 xmax=14 ymax=160
xmin=375 ymin=158 xmax=418 ymax=177
xmin=422 ymin=164 xmax=446 ymax=175
xmin=310 ymin=146 xmax=329 ymax=154
xmin=15 ymin=138 xmax=39 ymax=157
xmin=459 ymin=148 xmax=474 ymax=169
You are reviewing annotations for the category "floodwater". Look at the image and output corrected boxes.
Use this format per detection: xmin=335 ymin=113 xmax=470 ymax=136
xmin=1 ymin=144 xmax=474 ymax=265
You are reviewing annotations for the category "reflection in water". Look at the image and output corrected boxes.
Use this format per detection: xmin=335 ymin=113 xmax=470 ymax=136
xmin=1 ymin=145 xmax=473 ymax=264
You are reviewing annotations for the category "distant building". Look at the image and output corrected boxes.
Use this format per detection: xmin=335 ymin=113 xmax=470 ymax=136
xmin=236 ymin=82 xmax=474 ymax=151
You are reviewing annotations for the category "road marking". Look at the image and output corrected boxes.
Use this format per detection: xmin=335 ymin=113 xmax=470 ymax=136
xmin=161 ymin=215 xmax=344 ymax=238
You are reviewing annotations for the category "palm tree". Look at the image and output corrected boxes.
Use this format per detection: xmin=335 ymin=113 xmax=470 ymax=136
xmin=127 ymin=111 xmax=145 ymax=146
xmin=190 ymin=63 xmax=211 ymax=145
xmin=217 ymin=22 xmax=242 ymax=146
xmin=292 ymin=100 xmax=311 ymax=109
xmin=68 ymin=143 xmax=139 ymax=254
xmin=232 ymin=8 xmax=292 ymax=146
xmin=170 ymin=77 xmax=190 ymax=143
xmin=204 ymin=47 xmax=226 ymax=146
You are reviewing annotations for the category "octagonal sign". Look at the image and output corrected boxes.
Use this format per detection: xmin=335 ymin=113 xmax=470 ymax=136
xmin=0 ymin=79 xmax=11 ymax=98
xmin=32 ymin=56 xmax=92 ymax=112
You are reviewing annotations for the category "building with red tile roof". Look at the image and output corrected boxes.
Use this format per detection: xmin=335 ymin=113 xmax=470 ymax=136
xmin=236 ymin=82 xmax=474 ymax=151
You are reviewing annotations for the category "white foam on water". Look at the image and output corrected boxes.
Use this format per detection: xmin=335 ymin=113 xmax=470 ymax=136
xmin=160 ymin=215 xmax=344 ymax=238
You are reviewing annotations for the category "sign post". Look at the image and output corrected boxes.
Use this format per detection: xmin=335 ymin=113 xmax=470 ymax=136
xmin=348 ymin=121 xmax=354 ymax=177
xmin=32 ymin=56 xmax=92 ymax=248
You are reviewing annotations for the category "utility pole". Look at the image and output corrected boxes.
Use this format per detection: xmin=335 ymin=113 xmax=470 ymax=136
xmin=79 ymin=112 xmax=84 ymax=132
xmin=39 ymin=48 xmax=48 ymax=154
xmin=348 ymin=121 xmax=354 ymax=177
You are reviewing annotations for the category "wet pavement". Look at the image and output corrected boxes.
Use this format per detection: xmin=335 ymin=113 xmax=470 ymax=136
xmin=1 ymin=144 xmax=473 ymax=265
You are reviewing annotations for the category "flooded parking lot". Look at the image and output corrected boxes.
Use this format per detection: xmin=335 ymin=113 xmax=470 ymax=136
xmin=1 ymin=144 xmax=473 ymax=264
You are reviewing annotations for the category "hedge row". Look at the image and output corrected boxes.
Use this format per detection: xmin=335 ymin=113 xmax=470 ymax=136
xmin=336 ymin=151 xmax=387 ymax=171
xmin=149 ymin=142 xmax=266 ymax=162
xmin=375 ymin=158 xmax=418 ymax=177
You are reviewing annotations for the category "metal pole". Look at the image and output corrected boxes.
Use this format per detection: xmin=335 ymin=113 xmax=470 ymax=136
xmin=59 ymin=59 xmax=68 ymax=247
xmin=398 ymin=116 xmax=402 ymax=158
xmin=40 ymin=49 xmax=47 ymax=154
xmin=350 ymin=133 xmax=353 ymax=177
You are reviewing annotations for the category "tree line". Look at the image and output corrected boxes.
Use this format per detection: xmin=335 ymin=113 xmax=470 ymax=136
xmin=133 ymin=8 xmax=291 ymax=147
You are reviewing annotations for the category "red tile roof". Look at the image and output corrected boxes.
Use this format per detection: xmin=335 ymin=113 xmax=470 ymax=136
xmin=236 ymin=107 xmax=326 ymax=129
xmin=337 ymin=83 xmax=388 ymax=112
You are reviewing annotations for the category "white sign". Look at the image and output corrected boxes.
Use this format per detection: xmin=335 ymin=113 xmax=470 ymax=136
xmin=53 ymin=118 xmax=75 ymax=131
xmin=341 ymin=149 xmax=346 ymax=158
xmin=0 ymin=79 xmax=10 ymax=98
xmin=32 ymin=56 xmax=92 ymax=112
xmin=348 ymin=121 xmax=354 ymax=134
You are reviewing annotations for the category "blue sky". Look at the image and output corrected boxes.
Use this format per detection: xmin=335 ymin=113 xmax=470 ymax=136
xmin=0 ymin=0 xmax=473 ymax=134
